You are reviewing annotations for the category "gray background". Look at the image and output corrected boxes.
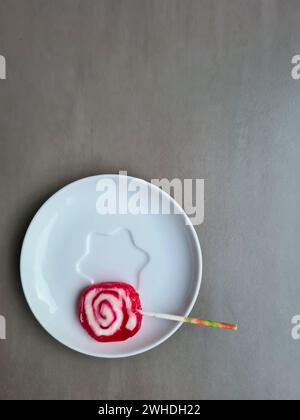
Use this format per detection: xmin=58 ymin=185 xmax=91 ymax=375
xmin=0 ymin=0 xmax=300 ymax=400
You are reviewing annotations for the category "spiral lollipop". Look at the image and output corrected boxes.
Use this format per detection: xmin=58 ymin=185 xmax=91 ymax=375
xmin=79 ymin=282 xmax=238 ymax=343
xmin=79 ymin=282 xmax=142 ymax=342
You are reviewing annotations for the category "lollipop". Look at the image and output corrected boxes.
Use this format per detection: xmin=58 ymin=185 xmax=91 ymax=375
xmin=79 ymin=281 xmax=238 ymax=343
xmin=79 ymin=282 xmax=142 ymax=342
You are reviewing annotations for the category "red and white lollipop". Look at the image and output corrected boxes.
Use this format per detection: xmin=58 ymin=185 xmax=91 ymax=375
xmin=79 ymin=282 xmax=142 ymax=342
xmin=79 ymin=282 xmax=238 ymax=343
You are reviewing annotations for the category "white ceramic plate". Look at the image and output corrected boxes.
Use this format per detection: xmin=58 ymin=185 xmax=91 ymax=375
xmin=20 ymin=175 xmax=202 ymax=357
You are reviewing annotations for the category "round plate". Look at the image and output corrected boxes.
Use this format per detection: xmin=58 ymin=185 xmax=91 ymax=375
xmin=20 ymin=175 xmax=202 ymax=357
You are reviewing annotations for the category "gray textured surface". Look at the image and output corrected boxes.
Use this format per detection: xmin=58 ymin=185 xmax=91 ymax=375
xmin=0 ymin=0 xmax=300 ymax=400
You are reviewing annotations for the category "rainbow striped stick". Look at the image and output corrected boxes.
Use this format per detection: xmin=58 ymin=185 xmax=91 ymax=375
xmin=141 ymin=311 xmax=238 ymax=331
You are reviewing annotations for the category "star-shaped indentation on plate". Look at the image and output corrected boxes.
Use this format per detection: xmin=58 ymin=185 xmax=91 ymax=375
xmin=76 ymin=228 xmax=150 ymax=289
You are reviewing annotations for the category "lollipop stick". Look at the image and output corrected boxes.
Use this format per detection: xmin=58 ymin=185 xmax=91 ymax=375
xmin=141 ymin=311 xmax=238 ymax=331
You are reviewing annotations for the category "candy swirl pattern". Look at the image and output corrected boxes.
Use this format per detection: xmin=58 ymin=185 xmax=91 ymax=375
xmin=79 ymin=282 xmax=142 ymax=342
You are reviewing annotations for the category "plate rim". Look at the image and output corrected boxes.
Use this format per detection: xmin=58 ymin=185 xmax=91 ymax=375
xmin=20 ymin=174 xmax=202 ymax=358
